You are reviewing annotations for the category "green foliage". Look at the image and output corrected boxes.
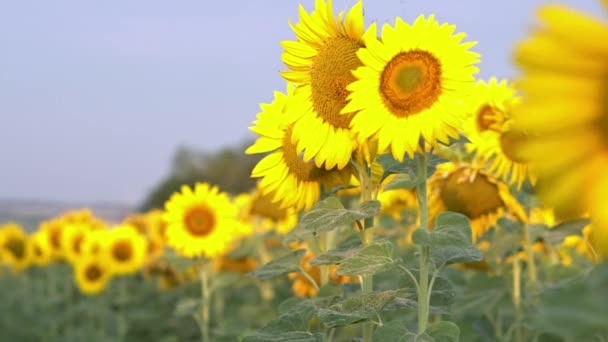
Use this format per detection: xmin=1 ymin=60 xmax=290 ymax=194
xmin=297 ymin=197 xmax=380 ymax=236
xmin=318 ymin=290 xmax=397 ymax=327
xmin=249 ymin=249 xmax=306 ymax=280
xmin=337 ymin=240 xmax=398 ymax=276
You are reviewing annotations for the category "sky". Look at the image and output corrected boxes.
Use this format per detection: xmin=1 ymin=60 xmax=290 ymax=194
xmin=0 ymin=0 xmax=604 ymax=205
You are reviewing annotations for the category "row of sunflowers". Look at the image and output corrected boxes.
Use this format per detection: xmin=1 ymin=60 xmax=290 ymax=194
xmin=1 ymin=0 xmax=607 ymax=341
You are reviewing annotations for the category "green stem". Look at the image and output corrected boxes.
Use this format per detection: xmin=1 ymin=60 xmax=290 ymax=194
xmin=416 ymin=150 xmax=431 ymax=334
xmin=319 ymin=232 xmax=330 ymax=287
xmin=513 ymin=255 xmax=523 ymax=342
xmin=200 ymin=264 xmax=211 ymax=342
xmin=360 ymin=162 xmax=375 ymax=342
xmin=117 ymin=277 xmax=129 ymax=341
xmin=522 ymin=221 xmax=538 ymax=286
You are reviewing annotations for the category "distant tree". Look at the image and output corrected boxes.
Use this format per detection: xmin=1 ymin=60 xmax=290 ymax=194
xmin=138 ymin=141 xmax=261 ymax=212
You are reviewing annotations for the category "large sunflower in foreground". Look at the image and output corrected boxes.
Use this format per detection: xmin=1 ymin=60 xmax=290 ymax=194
xmin=512 ymin=3 xmax=608 ymax=224
xmin=343 ymin=15 xmax=480 ymax=160
xmin=281 ymin=0 xmax=366 ymax=170
xmin=101 ymin=225 xmax=147 ymax=275
xmin=164 ymin=183 xmax=241 ymax=258
xmin=429 ymin=162 xmax=526 ymax=241
xmin=463 ymin=78 xmax=535 ymax=188
xmin=0 ymin=223 xmax=31 ymax=271
xmin=75 ymin=257 xmax=112 ymax=295
xmin=246 ymin=88 xmax=355 ymax=211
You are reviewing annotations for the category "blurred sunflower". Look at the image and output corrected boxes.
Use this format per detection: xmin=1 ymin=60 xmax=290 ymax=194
xmin=246 ymin=88 xmax=355 ymax=211
xmin=102 ymin=224 xmax=147 ymax=275
xmin=512 ymin=3 xmax=608 ymax=223
xmin=0 ymin=223 xmax=31 ymax=271
xmin=29 ymin=230 xmax=52 ymax=266
xmin=213 ymin=256 xmax=259 ymax=273
xmin=428 ymin=162 xmax=526 ymax=241
xmin=236 ymin=187 xmax=298 ymax=235
xmin=40 ymin=218 xmax=65 ymax=259
xmin=343 ymin=15 xmax=480 ymax=160
xmin=124 ymin=212 xmax=166 ymax=262
xmin=463 ymin=78 xmax=535 ymax=188
xmin=60 ymin=223 xmax=91 ymax=264
xmin=81 ymin=229 xmax=109 ymax=257
xmin=75 ymin=257 xmax=111 ymax=295
xmin=281 ymin=0 xmax=367 ymax=170
xmin=164 ymin=182 xmax=241 ymax=258
xmin=289 ymin=249 xmax=354 ymax=297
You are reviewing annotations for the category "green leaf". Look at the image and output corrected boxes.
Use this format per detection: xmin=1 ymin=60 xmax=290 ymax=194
xmin=173 ymin=298 xmax=199 ymax=317
xmin=377 ymin=153 xmax=446 ymax=180
xmin=243 ymin=298 xmax=321 ymax=341
xmin=373 ymin=321 xmax=417 ymax=341
xmin=297 ymin=197 xmax=380 ymax=235
xmin=543 ymin=218 xmax=590 ymax=244
xmin=309 ymin=239 xmax=361 ymax=266
xmin=426 ymin=321 xmax=460 ymax=342
xmin=318 ymin=290 xmax=397 ymax=327
xmin=383 ymin=173 xmax=418 ymax=190
xmin=412 ymin=212 xmax=483 ymax=266
xmin=249 ymin=249 xmax=305 ymax=280
xmin=337 ymin=240 xmax=396 ymax=276
xmin=242 ymin=331 xmax=323 ymax=342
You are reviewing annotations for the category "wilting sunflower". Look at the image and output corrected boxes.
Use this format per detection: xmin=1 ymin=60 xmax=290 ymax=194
xmin=343 ymin=15 xmax=480 ymax=160
xmin=75 ymin=257 xmax=112 ymax=295
xmin=512 ymin=3 xmax=608 ymax=223
xmin=60 ymin=223 xmax=91 ymax=264
xmin=428 ymin=162 xmax=526 ymax=241
xmin=164 ymin=182 xmax=241 ymax=258
xmin=463 ymin=78 xmax=534 ymax=188
xmin=0 ymin=223 xmax=31 ymax=271
xmin=280 ymin=0 xmax=367 ymax=169
xmin=101 ymin=224 xmax=147 ymax=275
xmin=246 ymin=88 xmax=355 ymax=211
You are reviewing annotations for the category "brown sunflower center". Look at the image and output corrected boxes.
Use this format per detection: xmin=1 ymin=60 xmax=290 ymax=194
xmin=250 ymin=192 xmax=288 ymax=221
xmin=5 ymin=238 xmax=26 ymax=259
xmin=310 ymin=36 xmax=362 ymax=128
xmin=440 ymin=169 xmax=504 ymax=219
xmin=72 ymin=234 xmax=85 ymax=255
xmin=499 ymin=129 xmax=529 ymax=164
xmin=85 ymin=264 xmax=103 ymax=281
xmin=112 ymin=240 xmax=133 ymax=262
xmin=379 ymin=50 xmax=442 ymax=118
xmin=184 ymin=206 xmax=216 ymax=237
xmin=33 ymin=244 xmax=43 ymax=258
xmin=476 ymin=105 xmax=504 ymax=133
xmin=49 ymin=227 xmax=61 ymax=249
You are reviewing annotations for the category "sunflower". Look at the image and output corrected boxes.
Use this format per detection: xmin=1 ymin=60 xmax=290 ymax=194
xmin=343 ymin=15 xmax=480 ymax=160
xmin=288 ymin=249 xmax=354 ymax=297
xmin=512 ymin=3 xmax=608 ymax=223
xmin=237 ymin=187 xmax=298 ymax=235
xmin=102 ymin=224 xmax=147 ymax=275
xmin=124 ymin=211 xmax=166 ymax=262
xmin=428 ymin=162 xmax=526 ymax=241
xmin=280 ymin=0 xmax=366 ymax=170
xmin=213 ymin=256 xmax=259 ymax=273
xmin=29 ymin=230 xmax=52 ymax=266
xmin=163 ymin=182 xmax=241 ymax=258
xmin=60 ymin=223 xmax=91 ymax=264
xmin=74 ymin=256 xmax=112 ymax=295
xmin=463 ymin=78 xmax=535 ymax=188
xmin=246 ymin=87 xmax=355 ymax=211
xmin=39 ymin=218 xmax=65 ymax=259
xmin=0 ymin=223 xmax=31 ymax=271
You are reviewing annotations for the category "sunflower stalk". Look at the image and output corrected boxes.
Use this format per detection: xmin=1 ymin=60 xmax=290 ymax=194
xmin=199 ymin=263 xmax=212 ymax=342
xmin=416 ymin=149 xmax=431 ymax=334
xmin=318 ymin=231 xmax=330 ymax=286
xmin=359 ymin=161 xmax=375 ymax=342
xmin=512 ymin=255 xmax=523 ymax=342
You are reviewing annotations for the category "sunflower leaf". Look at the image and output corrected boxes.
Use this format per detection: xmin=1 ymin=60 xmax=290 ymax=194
xmin=426 ymin=321 xmax=460 ymax=341
xmin=309 ymin=238 xmax=361 ymax=266
xmin=318 ymin=290 xmax=397 ymax=327
xmin=412 ymin=212 xmax=483 ymax=266
xmin=383 ymin=173 xmax=419 ymax=190
xmin=543 ymin=218 xmax=591 ymax=244
xmin=373 ymin=321 xmax=418 ymax=341
xmin=249 ymin=249 xmax=306 ymax=280
xmin=337 ymin=240 xmax=396 ymax=276
xmin=297 ymin=197 xmax=380 ymax=235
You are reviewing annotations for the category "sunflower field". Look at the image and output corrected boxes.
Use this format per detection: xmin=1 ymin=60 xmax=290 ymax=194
xmin=2 ymin=1 xmax=608 ymax=341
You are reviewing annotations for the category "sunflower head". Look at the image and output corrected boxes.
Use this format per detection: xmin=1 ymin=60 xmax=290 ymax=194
xmin=429 ymin=162 xmax=526 ymax=241
xmin=60 ymin=223 xmax=92 ymax=265
xmin=289 ymin=248 xmax=355 ymax=297
xmin=344 ymin=15 xmax=480 ymax=160
xmin=0 ymin=223 xmax=31 ymax=271
xmin=75 ymin=256 xmax=112 ymax=295
xmin=29 ymin=230 xmax=52 ymax=266
xmin=164 ymin=183 xmax=241 ymax=258
xmin=102 ymin=224 xmax=148 ymax=275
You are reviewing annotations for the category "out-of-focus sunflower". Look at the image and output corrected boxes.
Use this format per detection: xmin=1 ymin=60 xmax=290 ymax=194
xmin=29 ymin=230 xmax=52 ymax=266
xmin=213 ymin=256 xmax=259 ymax=273
xmin=237 ymin=187 xmax=298 ymax=235
xmin=463 ymin=78 xmax=535 ymax=188
xmin=124 ymin=211 xmax=166 ymax=263
xmin=60 ymin=209 xmax=106 ymax=230
xmin=74 ymin=257 xmax=111 ymax=295
xmin=164 ymin=183 xmax=241 ymax=258
xmin=281 ymin=0 xmax=367 ymax=170
xmin=428 ymin=162 xmax=527 ymax=241
xmin=60 ymin=223 xmax=91 ymax=264
xmin=102 ymin=224 xmax=147 ymax=275
xmin=289 ymin=249 xmax=355 ymax=297
xmin=377 ymin=175 xmax=418 ymax=220
xmin=343 ymin=15 xmax=480 ymax=160
xmin=512 ymin=3 xmax=608 ymax=224
xmin=81 ymin=229 xmax=109 ymax=257
xmin=246 ymin=88 xmax=355 ymax=211
xmin=40 ymin=218 xmax=65 ymax=259
xmin=0 ymin=223 xmax=31 ymax=271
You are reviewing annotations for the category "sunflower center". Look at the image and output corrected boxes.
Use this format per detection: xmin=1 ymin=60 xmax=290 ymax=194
xmin=310 ymin=36 xmax=362 ymax=128
xmin=184 ymin=206 xmax=216 ymax=237
xmin=72 ymin=234 xmax=85 ymax=254
xmin=440 ymin=169 xmax=504 ymax=219
xmin=49 ymin=228 xmax=61 ymax=249
xmin=112 ymin=240 xmax=133 ymax=262
xmin=5 ymin=238 xmax=26 ymax=259
xmin=250 ymin=192 xmax=288 ymax=221
xmin=379 ymin=50 xmax=442 ymax=118
xmin=476 ymin=105 xmax=503 ymax=133
xmin=499 ymin=129 xmax=529 ymax=163
xmin=34 ymin=244 xmax=43 ymax=257
xmin=85 ymin=264 xmax=103 ymax=281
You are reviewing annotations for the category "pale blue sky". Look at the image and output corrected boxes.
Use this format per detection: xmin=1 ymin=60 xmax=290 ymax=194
xmin=0 ymin=0 xmax=604 ymax=204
